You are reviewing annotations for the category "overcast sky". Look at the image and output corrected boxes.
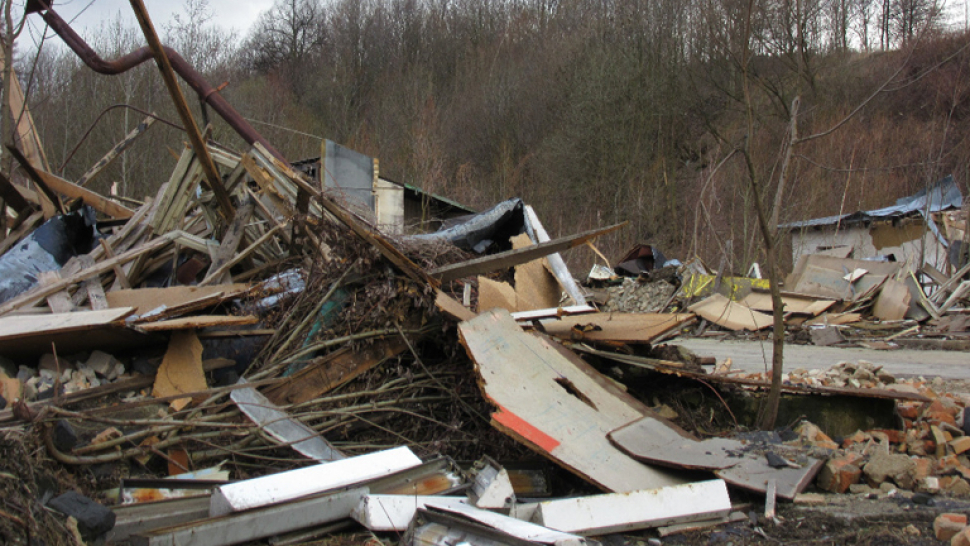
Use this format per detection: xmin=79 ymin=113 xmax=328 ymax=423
xmin=23 ymin=0 xmax=272 ymax=44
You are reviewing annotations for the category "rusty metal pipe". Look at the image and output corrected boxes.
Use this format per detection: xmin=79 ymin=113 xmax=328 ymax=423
xmin=27 ymin=0 xmax=285 ymax=161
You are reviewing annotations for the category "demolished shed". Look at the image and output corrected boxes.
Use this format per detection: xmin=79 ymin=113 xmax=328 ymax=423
xmin=782 ymin=175 xmax=964 ymax=275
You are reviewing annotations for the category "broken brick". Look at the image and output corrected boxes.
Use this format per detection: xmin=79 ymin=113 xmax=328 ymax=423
xmin=817 ymin=457 xmax=862 ymax=493
xmin=936 ymin=513 xmax=968 ymax=542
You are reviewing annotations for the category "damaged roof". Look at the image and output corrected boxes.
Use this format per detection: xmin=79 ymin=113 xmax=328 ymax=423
xmin=781 ymin=175 xmax=964 ymax=229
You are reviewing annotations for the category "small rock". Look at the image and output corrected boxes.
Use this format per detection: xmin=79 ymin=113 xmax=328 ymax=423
xmin=903 ymin=523 xmax=921 ymax=537
xmin=85 ymin=351 xmax=119 ymax=378
xmin=48 ymin=491 xmax=115 ymax=540
xmin=849 ymin=483 xmax=874 ymax=495
xmin=911 ymin=491 xmax=936 ymax=505
xmin=864 ymin=450 xmax=917 ymax=489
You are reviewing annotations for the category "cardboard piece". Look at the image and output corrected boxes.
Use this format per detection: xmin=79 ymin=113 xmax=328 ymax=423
xmin=688 ymin=294 xmax=773 ymax=331
xmin=153 ymin=331 xmax=207 ymax=411
xmin=872 ymin=279 xmax=912 ymax=321
xmin=739 ymin=292 xmax=835 ymax=316
xmin=478 ymin=276 xmax=518 ymax=313
xmin=536 ymin=312 xmax=694 ymax=343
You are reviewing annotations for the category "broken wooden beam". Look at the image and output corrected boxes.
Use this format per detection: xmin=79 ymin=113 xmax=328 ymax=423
xmin=430 ymin=223 xmax=625 ymax=282
xmin=33 ymin=168 xmax=135 ymax=219
xmin=77 ymin=115 xmax=156 ymax=188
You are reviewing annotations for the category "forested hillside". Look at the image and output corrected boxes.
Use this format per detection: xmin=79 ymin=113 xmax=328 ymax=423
xmin=18 ymin=0 xmax=970 ymax=271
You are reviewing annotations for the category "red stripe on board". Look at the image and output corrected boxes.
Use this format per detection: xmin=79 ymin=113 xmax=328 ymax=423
xmin=493 ymin=406 xmax=560 ymax=453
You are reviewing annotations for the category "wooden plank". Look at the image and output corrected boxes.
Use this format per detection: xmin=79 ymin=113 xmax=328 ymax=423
xmin=0 ymin=307 xmax=143 ymax=358
xmin=0 ymin=231 xmax=179 ymax=317
xmin=458 ymin=308 xmax=686 ymax=492
xmin=199 ymin=223 xmax=284 ymax=286
xmin=0 ymin=54 xmax=49 ymax=171
xmin=6 ymin=146 xmax=62 ymax=215
xmin=33 ymin=169 xmax=134 ymax=219
xmin=77 ymin=116 xmax=155 ymax=188
xmin=524 ymin=205 xmax=587 ymax=305
xmin=533 ymin=480 xmax=732 ymax=535
xmin=264 ymin=337 xmax=409 ymax=405
xmin=37 ymin=271 xmax=74 ymax=313
xmin=0 ymin=211 xmax=43 ymax=255
xmin=872 ymin=279 xmax=912 ymax=321
xmin=209 ymin=446 xmax=422 ymax=517
xmin=351 ymin=495 xmax=469 ymax=532
xmin=430 ymin=223 xmax=625 ymax=282
xmin=688 ymin=294 xmax=773 ymax=331
xmin=153 ymin=331 xmax=207 ymax=411
xmin=204 ymin=199 xmax=254 ymax=284
xmin=129 ymin=0 xmax=235 ymax=221
xmin=107 ymin=495 xmax=211 ymax=543
xmin=231 ymin=386 xmax=344 ymax=462
xmin=135 ymin=489 xmax=366 ymax=546
xmin=536 ymin=312 xmax=695 ymax=343
xmin=0 ymin=307 xmax=133 ymax=339
xmin=134 ymin=315 xmax=259 ymax=333
xmin=435 ymin=289 xmax=476 ymax=322
xmin=106 ymin=284 xmax=251 ymax=316
xmin=0 ymin=171 xmax=33 ymax=214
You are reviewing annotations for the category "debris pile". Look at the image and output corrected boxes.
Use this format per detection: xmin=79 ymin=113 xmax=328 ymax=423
xmin=1 ymin=4 xmax=970 ymax=545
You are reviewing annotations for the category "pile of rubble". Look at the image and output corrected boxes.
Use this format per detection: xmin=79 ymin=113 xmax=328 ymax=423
xmin=1 ymin=3 xmax=970 ymax=545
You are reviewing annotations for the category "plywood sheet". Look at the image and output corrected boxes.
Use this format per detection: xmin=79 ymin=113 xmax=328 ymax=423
xmin=459 ymin=308 xmax=685 ymax=492
xmin=871 ymin=279 xmax=912 ymax=321
xmin=739 ymin=293 xmax=835 ymax=316
xmin=537 ymin=312 xmax=694 ymax=343
xmin=153 ymin=331 xmax=207 ymax=411
xmin=688 ymin=294 xmax=773 ymax=331
xmin=0 ymin=307 xmax=147 ymax=357
xmin=610 ymin=416 xmax=824 ymax=500
xmin=609 ymin=418 xmax=742 ymax=470
xmin=106 ymin=284 xmax=251 ymax=316
xmin=478 ymin=277 xmax=517 ymax=313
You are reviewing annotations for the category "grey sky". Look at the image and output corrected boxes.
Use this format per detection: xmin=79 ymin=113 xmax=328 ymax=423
xmin=24 ymin=0 xmax=272 ymax=43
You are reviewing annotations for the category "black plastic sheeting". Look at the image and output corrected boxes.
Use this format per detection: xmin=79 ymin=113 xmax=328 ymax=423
xmin=405 ymin=198 xmax=526 ymax=254
xmin=0 ymin=207 xmax=99 ymax=304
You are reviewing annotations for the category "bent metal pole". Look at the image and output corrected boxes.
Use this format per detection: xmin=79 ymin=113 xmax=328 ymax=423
xmin=25 ymin=0 xmax=285 ymax=163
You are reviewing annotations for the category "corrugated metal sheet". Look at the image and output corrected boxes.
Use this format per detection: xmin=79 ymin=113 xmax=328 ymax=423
xmin=781 ymin=175 xmax=963 ymax=229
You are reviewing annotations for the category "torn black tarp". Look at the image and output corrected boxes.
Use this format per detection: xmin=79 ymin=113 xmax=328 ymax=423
xmin=0 ymin=207 xmax=99 ymax=304
xmin=406 ymin=198 xmax=525 ymax=253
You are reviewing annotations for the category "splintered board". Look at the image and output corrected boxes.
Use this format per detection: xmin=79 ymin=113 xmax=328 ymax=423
xmin=106 ymin=284 xmax=251 ymax=316
xmin=535 ymin=312 xmax=694 ymax=343
xmin=0 ymin=307 xmax=148 ymax=357
xmin=459 ymin=308 xmax=686 ymax=492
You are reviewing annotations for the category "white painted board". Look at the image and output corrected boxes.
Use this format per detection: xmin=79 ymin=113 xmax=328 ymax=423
xmin=533 ymin=479 xmax=731 ymax=535
xmin=425 ymin=502 xmax=586 ymax=546
xmin=352 ymin=495 xmax=468 ymax=531
xmin=209 ymin=446 xmax=421 ymax=517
